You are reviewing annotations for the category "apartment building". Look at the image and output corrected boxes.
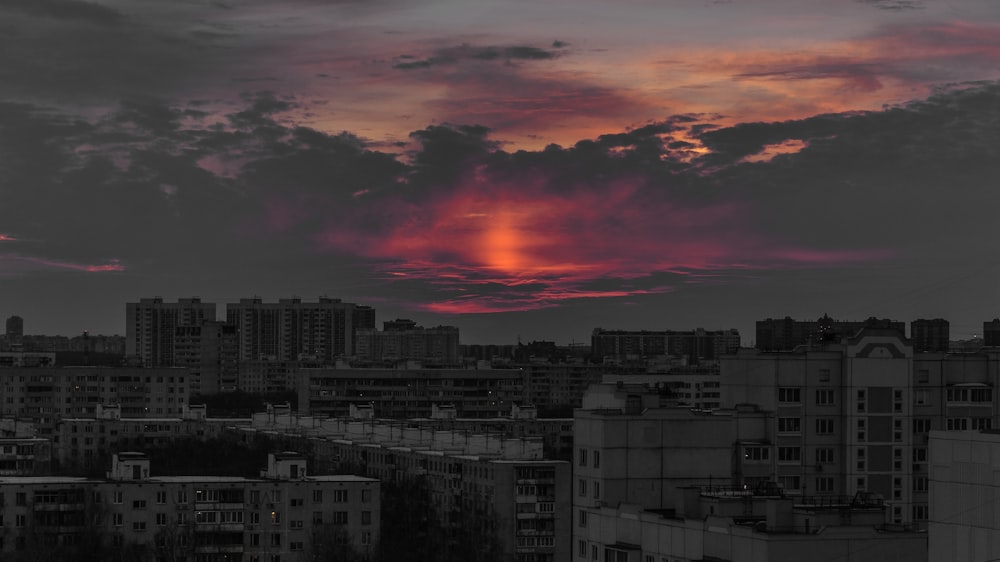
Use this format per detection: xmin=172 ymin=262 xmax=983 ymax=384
xmin=52 ymin=404 xmax=241 ymax=472
xmin=126 ymin=297 xmax=217 ymax=367
xmin=174 ymin=320 xmax=239 ymax=395
xmin=0 ymin=451 xmax=379 ymax=561
xmin=354 ymin=320 xmax=460 ymax=365
xmin=928 ymin=429 xmax=1000 ymax=562
xmin=721 ymin=326 xmax=1000 ymax=527
xmin=591 ymin=328 xmax=741 ymax=365
xmin=298 ymin=365 xmax=525 ymax=418
xmin=237 ymin=411 xmax=571 ymax=562
xmin=0 ymin=366 xmax=191 ymax=435
xmin=226 ymin=297 xmax=369 ymax=363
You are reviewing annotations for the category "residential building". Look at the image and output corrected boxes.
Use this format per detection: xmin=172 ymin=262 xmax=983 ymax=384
xmin=298 ymin=365 xmax=525 ymax=418
xmin=0 ymin=366 xmax=191 ymax=434
xmin=174 ymin=320 xmax=239 ymax=394
xmin=755 ymin=315 xmax=905 ymax=351
xmin=237 ymin=411 xmax=571 ymax=562
xmin=226 ymin=297 xmax=369 ymax=362
xmin=126 ymin=297 xmax=217 ymax=367
xmin=354 ymin=320 xmax=460 ymax=365
xmin=0 ymin=437 xmax=51 ymax=475
xmin=591 ymin=328 xmax=740 ymax=365
xmin=928 ymin=429 xmax=1000 ymax=562
xmin=52 ymin=404 xmax=243 ymax=472
xmin=0 ymin=451 xmax=379 ymax=560
xmin=721 ymin=326 xmax=1000 ymax=527
xmin=911 ymin=318 xmax=950 ymax=352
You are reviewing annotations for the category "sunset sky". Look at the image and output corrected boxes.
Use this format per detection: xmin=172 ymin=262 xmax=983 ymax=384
xmin=2 ymin=0 xmax=1000 ymax=344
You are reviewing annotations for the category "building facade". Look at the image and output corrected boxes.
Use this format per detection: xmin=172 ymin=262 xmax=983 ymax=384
xmin=0 ymin=367 xmax=191 ymax=435
xmin=0 ymin=452 xmax=379 ymax=561
xmin=126 ymin=297 xmax=217 ymax=367
xmin=298 ymin=365 xmax=525 ymax=418
xmin=226 ymin=297 xmax=367 ymax=363
xmin=591 ymin=328 xmax=740 ymax=365
xmin=721 ymin=327 xmax=1000 ymax=527
xmin=174 ymin=320 xmax=239 ymax=395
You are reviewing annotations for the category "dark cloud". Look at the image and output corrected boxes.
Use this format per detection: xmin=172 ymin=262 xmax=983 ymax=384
xmin=393 ymin=43 xmax=561 ymax=70
xmin=1 ymin=0 xmax=126 ymax=25
xmin=857 ymin=0 xmax=925 ymax=10
xmin=2 ymin=81 xmax=999 ymax=341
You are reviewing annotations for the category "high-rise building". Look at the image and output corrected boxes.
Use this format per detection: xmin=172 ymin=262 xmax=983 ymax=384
xmin=126 ymin=297 xmax=216 ymax=367
xmin=911 ymin=318 xmax=950 ymax=352
xmin=721 ymin=326 xmax=1000 ymax=528
xmin=4 ymin=314 xmax=23 ymax=351
xmin=226 ymin=297 xmax=369 ymax=363
xmin=173 ymin=320 xmax=239 ymax=394
xmin=354 ymin=320 xmax=460 ymax=364
xmin=983 ymin=318 xmax=1000 ymax=347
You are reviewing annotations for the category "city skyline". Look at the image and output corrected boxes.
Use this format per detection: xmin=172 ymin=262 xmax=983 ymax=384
xmin=2 ymin=0 xmax=1000 ymax=344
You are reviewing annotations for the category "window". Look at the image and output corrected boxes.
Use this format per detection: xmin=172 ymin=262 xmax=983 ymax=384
xmin=176 ymin=490 xmax=187 ymax=504
xmin=913 ymin=476 xmax=928 ymax=492
xmin=112 ymin=491 xmax=123 ymax=504
xmin=579 ymin=448 xmax=588 ymax=466
xmin=290 ymin=520 xmax=303 ymax=529
xmin=816 ymin=389 xmax=835 ymax=405
xmin=893 ymin=389 xmax=903 ymax=413
xmin=974 ymin=418 xmax=993 ymax=430
xmin=778 ymin=388 xmax=801 ymax=403
xmin=156 ymin=513 xmax=167 ymax=526
xmin=917 ymin=369 xmax=929 ymax=384
xmin=894 ymin=419 xmax=903 ymax=442
xmin=857 ymin=419 xmax=866 ymax=441
xmin=312 ymin=490 xmax=323 ymax=503
xmin=290 ymin=541 xmax=304 ymax=551
xmin=133 ymin=522 xmax=146 ymax=532
xmin=857 ymin=390 xmax=866 ymax=412
xmin=578 ymin=509 xmax=587 ymax=528
xmin=593 ymin=481 xmax=600 ymax=499
xmin=779 ymin=476 xmax=800 ymax=491
xmin=913 ymin=504 xmax=929 ymax=521
xmin=778 ymin=417 xmax=801 ymax=433
xmin=947 ymin=418 xmax=969 ymax=430
xmin=778 ymin=447 xmax=801 ymax=463
xmin=362 ymin=531 xmax=372 ymax=546
xmin=156 ymin=491 xmax=167 ymax=504
xmin=857 ymin=447 xmax=866 ymax=471
xmin=290 ymin=498 xmax=303 ymax=507
xmin=579 ymin=540 xmax=588 ymax=558
xmin=332 ymin=490 xmax=348 ymax=503
xmin=250 ymin=533 xmax=260 ymax=546
xmin=579 ymin=479 xmax=588 ymax=497
xmin=815 ymin=477 xmax=834 ymax=492
xmin=312 ymin=511 xmax=323 ymax=524
xmin=594 ymin=451 xmax=600 ymax=468
xmin=362 ymin=511 xmax=372 ymax=525
xmin=271 ymin=533 xmax=281 ymax=547
xmin=819 ymin=369 xmax=831 ymax=382
xmin=592 ymin=545 xmax=598 ymax=561
xmin=913 ymin=448 xmax=927 ymax=463
xmin=815 ymin=419 xmax=835 ymax=435
xmin=894 ymin=448 xmax=903 ymax=471
xmin=972 ymin=388 xmax=992 ymax=402
xmin=816 ymin=448 xmax=834 ymax=463
xmin=250 ymin=490 xmax=260 ymax=504
xmin=361 ymin=489 xmax=372 ymax=503
xmin=112 ymin=514 xmax=123 ymax=527
xmin=743 ymin=446 xmax=769 ymax=462
xmin=271 ymin=511 xmax=281 ymax=525
xmin=133 ymin=500 xmax=146 ymax=509
xmin=332 ymin=511 xmax=348 ymax=525
xmin=914 ymin=390 xmax=929 ymax=406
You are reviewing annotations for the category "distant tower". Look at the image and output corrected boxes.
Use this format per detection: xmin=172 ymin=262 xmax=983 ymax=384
xmin=911 ymin=318 xmax=950 ymax=352
xmin=5 ymin=315 xmax=24 ymax=351
xmin=6 ymin=315 xmax=23 ymax=337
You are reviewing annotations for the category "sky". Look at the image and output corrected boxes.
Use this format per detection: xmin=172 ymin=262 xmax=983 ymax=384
xmin=2 ymin=0 xmax=1000 ymax=344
